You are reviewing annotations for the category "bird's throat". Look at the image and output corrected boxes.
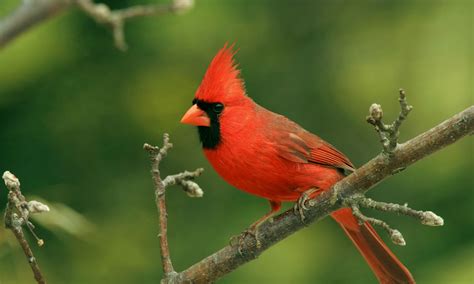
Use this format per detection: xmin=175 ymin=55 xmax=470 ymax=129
xmin=197 ymin=121 xmax=221 ymax=149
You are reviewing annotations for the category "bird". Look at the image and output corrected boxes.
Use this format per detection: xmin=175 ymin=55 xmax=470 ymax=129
xmin=180 ymin=44 xmax=415 ymax=284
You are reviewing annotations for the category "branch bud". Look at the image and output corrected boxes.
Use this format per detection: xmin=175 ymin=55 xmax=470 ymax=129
xmin=390 ymin=229 xmax=406 ymax=246
xmin=181 ymin=180 xmax=204 ymax=198
xmin=95 ymin=4 xmax=111 ymax=18
xmin=27 ymin=201 xmax=50 ymax=214
xmin=420 ymin=211 xmax=444 ymax=226
xmin=369 ymin=103 xmax=383 ymax=121
xmin=3 ymin=171 xmax=20 ymax=190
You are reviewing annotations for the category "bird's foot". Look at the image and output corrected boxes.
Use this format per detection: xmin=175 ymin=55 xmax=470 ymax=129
xmin=229 ymin=204 xmax=280 ymax=255
xmin=293 ymin=188 xmax=319 ymax=224
xmin=229 ymin=226 xmax=261 ymax=255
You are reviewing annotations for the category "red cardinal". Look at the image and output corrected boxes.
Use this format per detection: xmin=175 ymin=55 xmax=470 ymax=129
xmin=181 ymin=44 xmax=415 ymax=284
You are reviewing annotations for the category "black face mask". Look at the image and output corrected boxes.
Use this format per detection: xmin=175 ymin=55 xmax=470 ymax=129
xmin=192 ymin=99 xmax=224 ymax=149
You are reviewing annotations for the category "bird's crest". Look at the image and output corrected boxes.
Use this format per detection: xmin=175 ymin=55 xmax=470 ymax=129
xmin=195 ymin=43 xmax=246 ymax=103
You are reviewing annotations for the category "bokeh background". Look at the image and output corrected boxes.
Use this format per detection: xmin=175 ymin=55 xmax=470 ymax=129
xmin=0 ymin=0 xmax=472 ymax=283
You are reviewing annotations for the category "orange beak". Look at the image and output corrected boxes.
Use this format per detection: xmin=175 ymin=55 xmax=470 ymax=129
xmin=180 ymin=104 xmax=211 ymax=127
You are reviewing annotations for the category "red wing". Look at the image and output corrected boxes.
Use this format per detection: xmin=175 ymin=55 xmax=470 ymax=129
xmin=276 ymin=133 xmax=312 ymax=163
xmin=308 ymin=140 xmax=355 ymax=172
xmin=268 ymin=115 xmax=355 ymax=173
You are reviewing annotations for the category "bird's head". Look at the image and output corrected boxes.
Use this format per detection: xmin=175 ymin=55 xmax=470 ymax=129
xmin=181 ymin=43 xmax=249 ymax=149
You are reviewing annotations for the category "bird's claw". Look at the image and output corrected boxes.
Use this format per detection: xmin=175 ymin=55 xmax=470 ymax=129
xmin=229 ymin=227 xmax=261 ymax=255
xmin=294 ymin=188 xmax=319 ymax=224
xmin=293 ymin=201 xmax=308 ymax=224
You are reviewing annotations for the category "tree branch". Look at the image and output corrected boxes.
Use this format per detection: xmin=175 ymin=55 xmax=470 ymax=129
xmin=3 ymin=171 xmax=50 ymax=284
xmin=0 ymin=0 xmax=194 ymax=50
xmin=166 ymin=100 xmax=473 ymax=283
xmin=143 ymin=134 xmax=204 ymax=282
xmin=75 ymin=0 xmax=194 ymax=51
xmin=0 ymin=0 xmax=70 ymax=49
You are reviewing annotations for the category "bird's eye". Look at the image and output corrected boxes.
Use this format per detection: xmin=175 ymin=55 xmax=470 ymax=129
xmin=213 ymin=103 xmax=224 ymax=114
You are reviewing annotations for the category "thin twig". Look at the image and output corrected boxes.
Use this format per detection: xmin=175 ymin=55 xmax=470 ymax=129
xmin=350 ymin=203 xmax=406 ymax=246
xmin=348 ymin=90 xmax=441 ymax=245
xmin=75 ymin=0 xmax=194 ymax=50
xmin=357 ymin=197 xmax=444 ymax=226
xmin=367 ymin=89 xmax=413 ymax=153
xmin=144 ymin=134 xmax=204 ymax=282
xmin=3 ymin=171 xmax=50 ymax=284
xmin=10 ymin=227 xmax=45 ymax=283
xmin=162 ymin=170 xmax=204 ymax=197
xmin=143 ymin=136 xmax=175 ymax=276
xmin=337 ymin=90 xmax=441 ymax=247
xmin=341 ymin=194 xmax=444 ymax=246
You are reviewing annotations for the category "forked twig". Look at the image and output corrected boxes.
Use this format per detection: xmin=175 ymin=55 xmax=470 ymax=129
xmin=344 ymin=195 xmax=443 ymax=246
xmin=143 ymin=134 xmax=203 ymax=281
xmin=3 ymin=171 xmax=50 ymax=284
xmin=345 ymin=90 xmax=442 ymax=245
xmin=75 ymin=0 xmax=194 ymax=50
xmin=366 ymin=89 xmax=413 ymax=153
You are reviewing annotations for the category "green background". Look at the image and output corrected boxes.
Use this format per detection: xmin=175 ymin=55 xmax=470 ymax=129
xmin=0 ymin=0 xmax=472 ymax=283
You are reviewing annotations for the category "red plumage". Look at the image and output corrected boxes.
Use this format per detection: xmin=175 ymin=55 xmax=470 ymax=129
xmin=181 ymin=44 xmax=415 ymax=284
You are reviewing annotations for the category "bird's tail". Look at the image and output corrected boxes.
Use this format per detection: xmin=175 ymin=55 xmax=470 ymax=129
xmin=331 ymin=208 xmax=415 ymax=284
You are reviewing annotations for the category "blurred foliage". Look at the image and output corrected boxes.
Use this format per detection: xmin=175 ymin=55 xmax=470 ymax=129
xmin=0 ymin=0 xmax=472 ymax=283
